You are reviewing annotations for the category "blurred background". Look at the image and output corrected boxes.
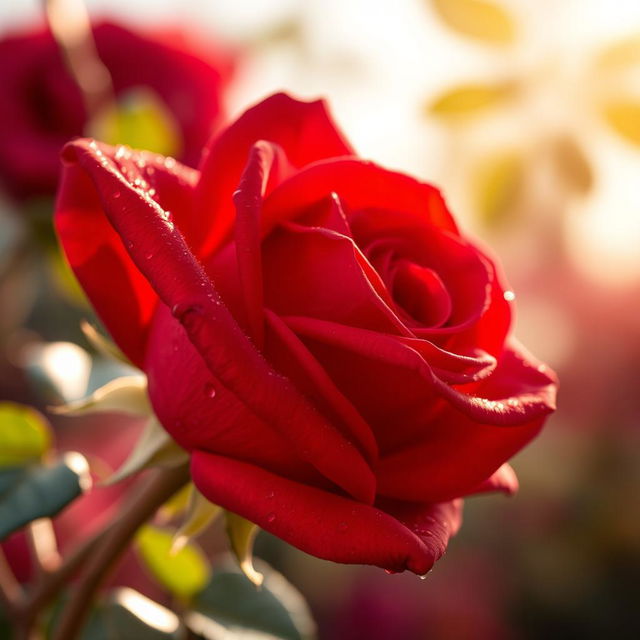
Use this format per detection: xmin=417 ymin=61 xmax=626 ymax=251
xmin=1 ymin=0 xmax=639 ymax=638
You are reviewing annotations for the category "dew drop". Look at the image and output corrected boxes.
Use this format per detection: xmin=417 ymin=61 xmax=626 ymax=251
xmin=266 ymin=512 xmax=276 ymax=523
xmin=266 ymin=490 xmax=275 ymax=499
xmin=171 ymin=303 xmax=203 ymax=325
xmin=384 ymin=569 xmax=398 ymax=575
xmin=204 ymin=383 xmax=216 ymax=399
xmin=418 ymin=573 xmax=430 ymax=580
xmin=113 ymin=191 xmax=121 ymax=199
xmin=503 ymin=290 xmax=516 ymax=302
xmin=145 ymin=251 xmax=154 ymax=260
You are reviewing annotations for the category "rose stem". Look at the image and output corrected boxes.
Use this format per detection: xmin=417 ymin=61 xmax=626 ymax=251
xmin=50 ymin=465 xmax=189 ymax=640
xmin=0 ymin=547 xmax=24 ymax=618
xmin=43 ymin=0 xmax=115 ymax=121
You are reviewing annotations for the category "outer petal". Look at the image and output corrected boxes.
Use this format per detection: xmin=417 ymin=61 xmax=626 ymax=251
xmin=262 ymin=158 xmax=458 ymax=236
xmin=56 ymin=139 xmax=375 ymax=504
xmin=376 ymin=343 xmax=557 ymax=502
xmin=466 ymin=464 xmax=519 ymax=497
xmin=55 ymin=141 xmax=197 ymax=367
xmin=285 ymin=317 xmax=555 ymax=427
xmin=194 ymin=93 xmax=354 ymax=257
xmin=191 ymin=450 xmax=461 ymax=575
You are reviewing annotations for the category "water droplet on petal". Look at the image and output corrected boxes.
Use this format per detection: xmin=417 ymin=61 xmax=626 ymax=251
xmin=204 ymin=383 xmax=216 ymax=399
xmin=266 ymin=490 xmax=275 ymax=499
xmin=171 ymin=303 xmax=203 ymax=327
xmin=145 ymin=251 xmax=154 ymax=260
xmin=503 ymin=290 xmax=516 ymax=301
xmin=418 ymin=573 xmax=430 ymax=580
xmin=266 ymin=513 xmax=276 ymax=523
xmin=384 ymin=569 xmax=398 ymax=575
xmin=113 ymin=191 xmax=121 ymax=199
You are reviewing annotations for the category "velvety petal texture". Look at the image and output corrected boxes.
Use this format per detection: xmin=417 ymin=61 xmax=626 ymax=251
xmin=55 ymin=92 xmax=557 ymax=575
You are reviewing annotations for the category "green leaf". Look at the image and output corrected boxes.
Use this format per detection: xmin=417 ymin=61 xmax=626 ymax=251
xmin=0 ymin=452 xmax=92 ymax=540
xmin=50 ymin=375 xmax=151 ymax=417
xmin=46 ymin=588 xmax=184 ymax=639
xmin=0 ymin=467 xmax=26 ymax=497
xmin=172 ymin=485 xmax=222 ymax=552
xmin=431 ymin=0 xmax=516 ymax=45
xmin=189 ymin=560 xmax=316 ymax=640
xmin=135 ymin=525 xmax=210 ymax=601
xmin=0 ymin=402 xmax=52 ymax=466
xmin=225 ymin=512 xmax=263 ymax=586
xmin=105 ymin=417 xmax=188 ymax=486
xmin=87 ymin=88 xmax=182 ymax=157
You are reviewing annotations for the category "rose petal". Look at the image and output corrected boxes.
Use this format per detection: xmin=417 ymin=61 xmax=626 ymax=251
xmin=57 ymin=139 xmax=375 ymax=504
xmin=264 ymin=309 xmax=378 ymax=465
xmin=146 ymin=304 xmax=325 ymax=486
xmin=195 ymin=92 xmax=354 ymax=257
xmin=191 ymin=450 xmax=461 ymax=575
xmin=466 ymin=463 xmax=519 ymax=496
xmin=55 ymin=141 xmax=197 ymax=367
xmin=285 ymin=317 xmax=554 ymax=427
xmin=232 ymin=141 xmax=286 ymax=347
xmin=376 ymin=344 xmax=556 ymax=501
xmin=263 ymin=203 xmax=410 ymax=335
xmin=262 ymin=158 xmax=458 ymax=236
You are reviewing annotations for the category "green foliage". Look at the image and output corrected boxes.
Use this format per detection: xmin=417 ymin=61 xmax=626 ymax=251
xmin=0 ymin=401 xmax=52 ymax=466
xmin=189 ymin=560 xmax=316 ymax=640
xmin=0 ymin=452 xmax=91 ymax=540
xmin=47 ymin=588 xmax=185 ymax=639
xmin=135 ymin=525 xmax=210 ymax=601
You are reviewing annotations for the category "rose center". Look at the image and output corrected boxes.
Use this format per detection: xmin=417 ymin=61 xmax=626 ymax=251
xmin=391 ymin=259 xmax=452 ymax=327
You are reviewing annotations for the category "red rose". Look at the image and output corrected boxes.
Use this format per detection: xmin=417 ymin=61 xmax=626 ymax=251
xmin=0 ymin=21 xmax=230 ymax=200
xmin=54 ymin=93 xmax=557 ymax=574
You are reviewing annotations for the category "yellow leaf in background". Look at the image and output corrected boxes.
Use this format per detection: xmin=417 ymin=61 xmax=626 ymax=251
xmin=473 ymin=150 xmax=524 ymax=227
xmin=160 ymin=483 xmax=194 ymax=521
xmin=0 ymin=402 xmax=52 ymax=466
xmin=549 ymin=135 xmax=594 ymax=195
xmin=428 ymin=82 xmax=516 ymax=120
xmin=87 ymin=87 xmax=182 ymax=157
xmin=431 ymin=0 xmax=516 ymax=45
xmin=602 ymin=100 xmax=640 ymax=146
xmin=172 ymin=485 xmax=222 ymax=553
xmin=225 ymin=511 xmax=263 ymax=587
xmin=596 ymin=34 xmax=640 ymax=70
xmin=136 ymin=525 xmax=210 ymax=601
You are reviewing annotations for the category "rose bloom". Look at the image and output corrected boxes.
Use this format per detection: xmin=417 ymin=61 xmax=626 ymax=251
xmin=0 ymin=21 xmax=230 ymax=200
xmin=54 ymin=94 xmax=557 ymax=575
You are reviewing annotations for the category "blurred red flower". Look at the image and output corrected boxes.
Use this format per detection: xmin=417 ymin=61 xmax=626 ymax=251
xmin=54 ymin=93 xmax=557 ymax=575
xmin=0 ymin=21 xmax=232 ymax=200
